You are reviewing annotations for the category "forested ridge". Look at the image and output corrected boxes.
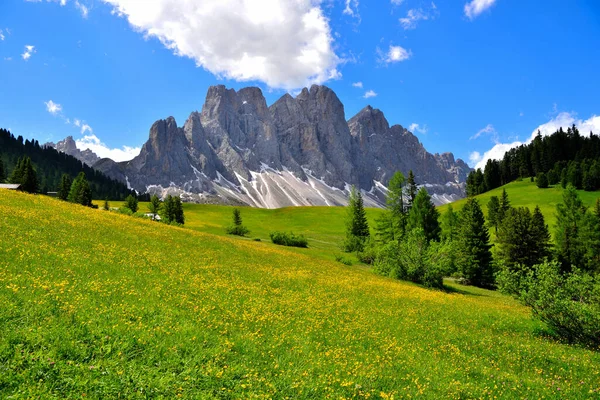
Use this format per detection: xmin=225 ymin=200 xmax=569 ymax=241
xmin=467 ymin=125 xmax=600 ymax=195
xmin=0 ymin=128 xmax=134 ymax=200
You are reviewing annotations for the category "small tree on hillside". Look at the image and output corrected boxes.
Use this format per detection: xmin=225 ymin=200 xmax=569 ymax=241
xmin=441 ymin=204 xmax=459 ymax=241
xmin=536 ymin=172 xmax=549 ymax=189
xmin=103 ymin=198 xmax=110 ymax=211
xmin=555 ymin=185 xmax=587 ymax=272
xmin=407 ymin=187 xmax=440 ymax=242
xmin=57 ymin=174 xmax=73 ymax=201
xmin=455 ymin=198 xmax=494 ymax=288
xmin=123 ymin=194 xmax=139 ymax=213
xmin=173 ymin=196 xmax=185 ymax=225
xmin=162 ymin=195 xmax=176 ymax=222
xmin=499 ymin=188 xmax=511 ymax=222
xmin=226 ymin=208 xmax=250 ymax=236
xmin=344 ymin=185 xmax=370 ymax=252
xmin=375 ymin=171 xmax=407 ymax=242
xmin=148 ymin=195 xmax=162 ymax=221
xmin=530 ymin=206 xmax=551 ymax=264
xmin=68 ymin=172 xmax=93 ymax=206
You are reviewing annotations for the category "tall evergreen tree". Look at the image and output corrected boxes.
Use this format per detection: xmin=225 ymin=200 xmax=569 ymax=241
xmin=0 ymin=158 xmax=5 ymax=182
xmin=441 ymin=204 xmax=459 ymax=241
xmin=487 ymin=196 xmax=501 ymax=235
xmin=555 ymin=185 xmax=587 ymax=272
xmin=344 ymin=185 xmax=370 ymax=251
xmin=147 ymin=195 xmax=162 ymax=221
xmin=536 ymin=172 xmax=549 ymax=189
xmin=161 ymin=195 xmax=176 ymax=223
xmin=10 ymin=156 xmax=38 ymax=193
xmin=530 ymin=206 xmax=552 ymax=264
xmin=123 ymin=194 xmax=139 ymax=213
xmin=384 ymin=171 xmax=407 ymax=240
xmin=406 ymin=170 xmax=418 ymax=209
xmin=455 ymin=198 xmax=494 ymax=288
xmin=407 ymin=187 xmax=440 ymax=242
xmin=173 ymin=196 xmax=185 ymax=225
xmin=498 ymin=189 xmax=511 ymax=223
xmin=57 ymin=173 xmax=72 ymax=200
xmin=67 ymin=171 xmax=92 ymax=206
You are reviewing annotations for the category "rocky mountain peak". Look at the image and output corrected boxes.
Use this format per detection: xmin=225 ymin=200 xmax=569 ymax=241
xmin=348 ymin=106 xmax=390 ymax=138
xmin=46 ymin=135 xmax=100 ymax=167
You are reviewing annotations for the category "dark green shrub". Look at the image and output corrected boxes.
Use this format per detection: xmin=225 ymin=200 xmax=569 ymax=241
xmin=123 ymin=195 xmax=139 ymax=213
xmin=335 ymin=254 xmax=352 ymax=266
xmin=536 ymin=172 xmax=549 ymax=189
xmin=269 ymin=231 xmax=308 ymax=248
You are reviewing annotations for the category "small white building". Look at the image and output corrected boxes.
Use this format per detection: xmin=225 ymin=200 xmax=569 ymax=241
xmin=0 ymin=184 xmax=21 ymax=190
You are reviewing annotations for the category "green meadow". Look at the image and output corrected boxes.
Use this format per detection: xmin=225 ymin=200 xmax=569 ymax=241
xmin=2 ymin=189 xmax=600 ymax=398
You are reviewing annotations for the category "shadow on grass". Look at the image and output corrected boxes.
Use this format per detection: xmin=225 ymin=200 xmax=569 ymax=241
xmin=442 ymin=283 xmax=487 ymax=297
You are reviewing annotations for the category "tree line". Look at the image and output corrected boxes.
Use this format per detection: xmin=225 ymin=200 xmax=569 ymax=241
xmin=344 ymin=170 xmax=600 ymax=346
xmin=0 ymin=128 xmax=134 ymax=200
xmin=467 ymin=125 xmax=600 ymax=195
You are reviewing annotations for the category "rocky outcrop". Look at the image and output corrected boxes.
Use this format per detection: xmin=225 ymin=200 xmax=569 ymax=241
xmin=87 ymin=84 xmax=471 ymax=207
xmin=46 ymin=136 xmax=100 ymax=167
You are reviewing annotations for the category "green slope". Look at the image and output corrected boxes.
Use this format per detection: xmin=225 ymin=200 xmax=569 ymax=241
xmin=438 ymin=180 xmax=600 ymax=229
xmin=2 ymin=190 xmax=600 ymax=398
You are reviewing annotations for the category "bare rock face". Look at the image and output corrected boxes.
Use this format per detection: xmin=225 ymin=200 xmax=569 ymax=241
xmin=89 ymin=84 xmax=472 ymax=207
xmin=46 ymin=136 xmax=100 ymax=167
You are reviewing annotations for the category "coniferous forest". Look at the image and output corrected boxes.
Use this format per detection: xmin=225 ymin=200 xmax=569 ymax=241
xmin=467 ymin=125 xmax=600 ymax=195
xmin=0 ymin=128 xmax=135 ymax=200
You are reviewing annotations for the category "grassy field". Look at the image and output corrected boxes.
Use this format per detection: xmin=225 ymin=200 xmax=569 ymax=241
xmin=437 ymin=180 xmax=600 ymax=230
xmin=3 ymin=190 xmax=600 ymax=398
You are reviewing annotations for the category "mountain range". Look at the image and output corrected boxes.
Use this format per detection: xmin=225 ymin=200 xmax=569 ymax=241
xmin=47 ymin=85 xmax=471 ymax=208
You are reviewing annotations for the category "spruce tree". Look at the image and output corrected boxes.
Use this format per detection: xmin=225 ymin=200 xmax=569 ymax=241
xmin=555 ymin=185 xmax=587 ymax=272
xmin=536 ymin=172 xmax=549 ymax=189
xmin=385 ymin=171 xmax=407 ymax=240
xmin=173 ymin=196 xmax=185 ymax=225
xmin=487 ymin=196 xmax=501 ymax=235
xmin=161 ymin=195 xmax=176 ymax=223
xmin=406 ymin=170 xmax=418 ymax=210
xmin=344 ymin=185 xmax=370 ymax=252
xmin=148 ymin=195 xmax=162 ymax=220
xmin=530 ymin=205 xmax=551 ymax=264
xmin=0 ymin=158 xmax=5 ymax=182
xmin=441 ymin=204 xmax=459 ymax=241
xmin=455 ymin=198 xmax=494 ymax=288
xmin=498 ymin=189 xmax=511 ymax=223
xmin=21 ymin=157 xmax=39 ymax=193
xmin=57 ymin=174 xmax=72 ymax=201
xmin=226 ymin=208 xmax=249 ymax=236
xmin=67 ymin=172 xmax=92 ymax=206
xmin=9 ymin=157 xmax=24 ymax=185
xmin=407 ymin=187 xmax=440 ymax=242
xmin=123 ymin=194 xmax=139 ymax=213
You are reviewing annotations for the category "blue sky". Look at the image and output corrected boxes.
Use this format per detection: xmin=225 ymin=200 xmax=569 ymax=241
xmin=1 ymin=0 xmax=599 ymax=167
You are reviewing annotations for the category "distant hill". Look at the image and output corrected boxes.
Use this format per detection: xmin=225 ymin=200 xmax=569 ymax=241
xmin=0 ymin=128 xmax=135 ymax=200
xmin=438 ymin=179 xmax=600 ymax=232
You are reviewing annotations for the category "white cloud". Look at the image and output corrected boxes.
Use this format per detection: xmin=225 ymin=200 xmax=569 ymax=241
xmin=469 ymin=151 xmax=482 ymax=164
xmin=74 ymin=0 xmax=89 ymax=18
xmin=21 ymin=45 xmax=36 ymax=61
xmin=75 ymin=134 xmax=140 ymax=162
xmin=45 ymin=100 xmax=63 ymax=115
xmin=74 ymin=119 xmax=81 ymax=127
xmin=93 ymin=0 xmax=341 ymax=90
xmin=380 ymin=45 xmax=412 ymax=64
xmin=343 ymin=0 xmax=360 ymax=22
xmin=464 ymin=0 xmax=497 ymax=20
xmin=363 ymin=90 xmax=377 ymax=99
xmin=80 ymin=123 xmax=93 ymax=134
xmin=400 ymin=6 xmax=437 ymax=30
xmin=473 ymin=112 xmax=600 ymax=170
xmin=352 ymin=81 xmax=363 ymax=88
xmin=391 ymin=0 xmax=404 ymax=5
xmin=470 ymin=123 xmax=497 ymax=141
xmin=409 ymin=123 xmax=428 ymax=135
xmin=0 ymin=29 xmax=4 ymax=41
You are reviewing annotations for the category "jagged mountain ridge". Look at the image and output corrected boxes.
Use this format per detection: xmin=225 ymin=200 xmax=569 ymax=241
xmin=45 ymin=136 xmax=100 ymax=167
xmin=90 ymin=84 xmax=470 ymax=207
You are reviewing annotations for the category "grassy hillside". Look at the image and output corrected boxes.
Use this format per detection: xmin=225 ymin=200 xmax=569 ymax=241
xmin=96 ymin=201 xmax=386 ymax=263
xmin=438 ymin=180 xmax=600 ymax=229
xmin=2 ymin=190 xmax=600 ymax=398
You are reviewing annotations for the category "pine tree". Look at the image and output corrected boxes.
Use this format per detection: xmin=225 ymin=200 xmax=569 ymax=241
xmin=9 ymin=157 xmax=24 ymax=185
xmin=161 ymin=195 xmax=176 ymax=223
xmin=344 ymin=185 xmax=370 ymax=252
xmin=57 ymin=174 xmax=72 ymax=200
xmin=406 ymin=170 xmax=418 ymax=210
xmin=441 ymin=204 xmax=459 ymax=241
xmin=10 ymin=156 xmax=38 ymax=193
xmin=455 ymin=198 xmax=494 ymax=288
xmin=67 ymin=172 xmax=92 ymax=206
xmin=487 ymin=196 xmax=501 ymax=235
xmin=148 ymin=195 xmax=162 ymax=221
xmin=385 ymin=171 xmax=407 ymax=240
xmin=173 ymin=196 xmax=185 ymax=224
xmin=123 ymin=194 xmax=139 ymax=213
xmin=555 ymin=185 xmax=587 ymax=272
xmin=530 ymin=205 xmax=551 ymax=264
xmin=536 ymin=172 xmax=549 ymax=189
xmin=498 ymin=188 xmax=511 ymax=223
xmin=226 ymin=208 xmax=249 ymax=236
xmin=407 ymin=187 xmax=440 ymax=242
